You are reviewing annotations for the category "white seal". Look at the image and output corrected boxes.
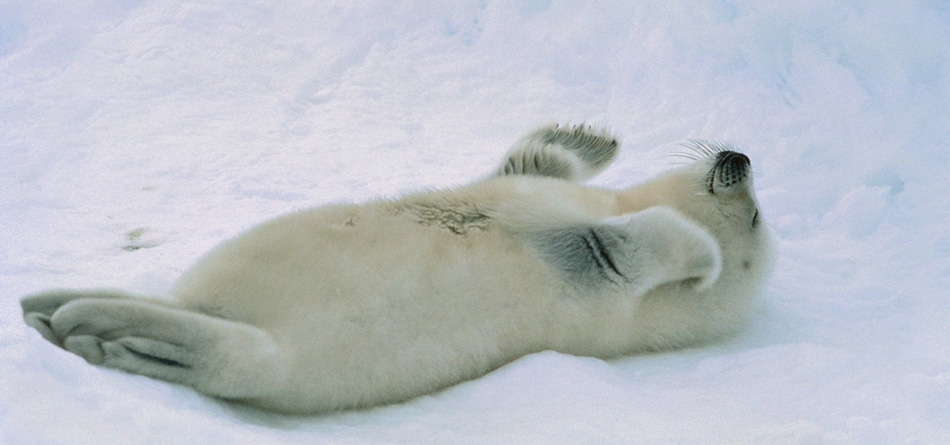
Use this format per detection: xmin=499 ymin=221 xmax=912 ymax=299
xmin=22 ymin=124 xmax=773 ymax=413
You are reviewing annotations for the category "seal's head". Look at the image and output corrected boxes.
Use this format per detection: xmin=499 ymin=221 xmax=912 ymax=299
xmin=623 ymin=141 xmax=773 ymax=293
xmin=689 ymin=142 xmax=762 ymax=229
xmin=681 ymin=141 xmax=771 ymax=282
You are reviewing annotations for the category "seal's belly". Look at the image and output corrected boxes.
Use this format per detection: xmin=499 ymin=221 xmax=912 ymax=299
xmin=172 ymin=202 xmax=556 ymax=330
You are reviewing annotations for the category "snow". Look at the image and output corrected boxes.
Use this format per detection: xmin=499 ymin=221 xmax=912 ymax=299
xmin=2 ymin=1 xmax=949 ymax=443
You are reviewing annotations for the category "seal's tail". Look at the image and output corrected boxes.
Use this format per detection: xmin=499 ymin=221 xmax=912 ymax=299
xmin=494 ymin=124 xmax=619 ymax=182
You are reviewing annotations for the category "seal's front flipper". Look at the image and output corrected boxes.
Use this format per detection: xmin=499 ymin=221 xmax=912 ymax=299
xmin=531 ymin=206 xmax=722 ymax=297
xmin=495 ymin=124 xmax=619 ymax=181
xmin=46 ymin=298 xmax=286 ymax=400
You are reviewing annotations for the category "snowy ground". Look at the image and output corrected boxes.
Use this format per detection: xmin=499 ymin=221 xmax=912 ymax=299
xmin=2 ymin=1 xmax=949 ymax=443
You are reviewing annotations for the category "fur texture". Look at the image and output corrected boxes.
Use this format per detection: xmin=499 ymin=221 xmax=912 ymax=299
xmin=22 ymin=124 xmax=773 ymax=413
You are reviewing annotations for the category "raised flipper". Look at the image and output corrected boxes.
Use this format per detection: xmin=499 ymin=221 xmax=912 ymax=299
xmin=25 ymin=295 xmax=286 ymax=400
xmin=529 ymin=206 xmax=723 ymax=296
xmin=494 ymin=124 xmax=619 ymax=181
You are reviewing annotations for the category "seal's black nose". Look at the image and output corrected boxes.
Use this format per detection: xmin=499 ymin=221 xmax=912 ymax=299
xmin=709 ymin=151 xmax=751 ymax=193
xmin=716 ymin=151 xmax=750 ymax=169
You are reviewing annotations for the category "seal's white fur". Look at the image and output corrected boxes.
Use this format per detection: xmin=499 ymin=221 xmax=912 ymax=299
xmin=22 ymin=125 xmax=772 ymax=413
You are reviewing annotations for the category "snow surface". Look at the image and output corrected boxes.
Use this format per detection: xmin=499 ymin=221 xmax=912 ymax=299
xmin=2 ymin=1 xmax=949 ymax=443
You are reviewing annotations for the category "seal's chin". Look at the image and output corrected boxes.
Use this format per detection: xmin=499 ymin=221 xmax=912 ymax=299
xmin=708 ymin=151 xmax=751 ymax=194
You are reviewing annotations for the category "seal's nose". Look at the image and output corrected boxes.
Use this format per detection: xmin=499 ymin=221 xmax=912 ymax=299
xmin=717 ymin=151 xmax=750 ymax=169
xmin=709 ymin=151 xmax=751 ymax=193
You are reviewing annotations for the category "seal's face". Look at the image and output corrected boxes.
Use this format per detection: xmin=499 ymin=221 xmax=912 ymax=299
xmin=643 ymin=143 xmax=771 ymax=283
xmin=705 ymin=150 xmax=761 ymax=230
xmin=693 ymin=145 xmax=770 ymax=280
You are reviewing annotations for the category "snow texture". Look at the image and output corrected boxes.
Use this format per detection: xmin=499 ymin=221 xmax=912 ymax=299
xmin=2 ymin=1 xmax=949 ymax=443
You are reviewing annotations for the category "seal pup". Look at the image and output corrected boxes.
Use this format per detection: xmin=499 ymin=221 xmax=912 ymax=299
xmin=21 ymin=124 xmax=773 ymax=413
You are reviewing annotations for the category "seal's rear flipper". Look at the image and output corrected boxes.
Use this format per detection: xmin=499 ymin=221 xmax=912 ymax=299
xmin=31 ymin=296 xmax=286 ymax=400
xmin=22 ymin=290 xmax=131 ymax=347
xmin=495 ymin=124 xmax=619 ymax=181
